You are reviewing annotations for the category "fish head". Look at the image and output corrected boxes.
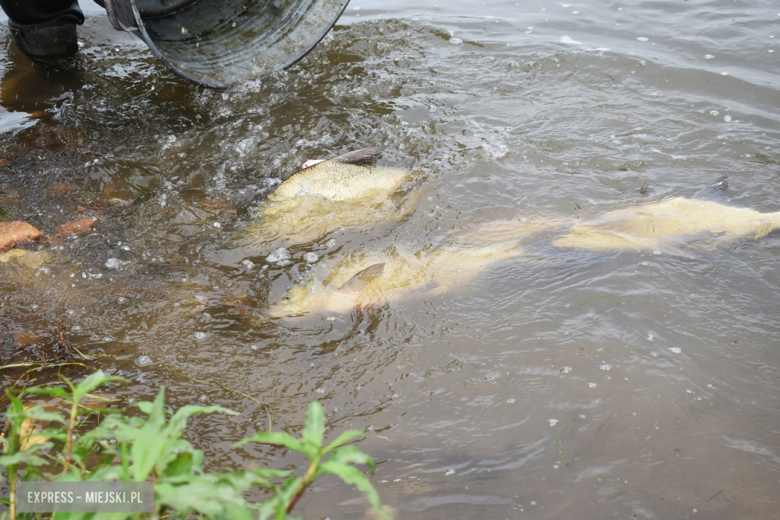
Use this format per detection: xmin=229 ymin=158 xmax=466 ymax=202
xmin=268 ymin=282 xmax=321 ymax=318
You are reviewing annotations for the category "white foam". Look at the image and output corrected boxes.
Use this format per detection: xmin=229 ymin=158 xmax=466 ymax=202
xmin=267 ymin=247 xmax=290 ymax=264
xmin=561 ymin=35 xmax=582 ymax=45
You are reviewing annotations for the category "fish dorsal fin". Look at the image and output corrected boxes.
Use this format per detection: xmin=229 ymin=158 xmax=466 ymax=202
xmin=692 ymin=175 xmax=740 ymax=205
xmin=329 ymin=146 xmax=386 ymax=167
xmin=337 ymin=262 xmax=385 ymax=293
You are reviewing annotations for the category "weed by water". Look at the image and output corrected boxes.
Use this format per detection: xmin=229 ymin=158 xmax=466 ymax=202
xmin=0 ymin=370 xmax=389 ymax=520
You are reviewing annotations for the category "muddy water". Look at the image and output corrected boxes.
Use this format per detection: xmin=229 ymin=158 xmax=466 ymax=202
xmin=2 ymin=0 xmax=780 ymax=518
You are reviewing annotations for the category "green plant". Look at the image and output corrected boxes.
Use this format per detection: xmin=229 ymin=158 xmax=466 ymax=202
xmin=0 ymin=371 xmax=389 ymax=520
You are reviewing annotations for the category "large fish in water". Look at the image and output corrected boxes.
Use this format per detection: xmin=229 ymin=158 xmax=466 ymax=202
xmin=244 ymin=147 xmax=416 ymax=246
xmin=551 ymin=176 xmax=780 ymax=256
xmin=268 ymin=218 xmax=561 ymax=318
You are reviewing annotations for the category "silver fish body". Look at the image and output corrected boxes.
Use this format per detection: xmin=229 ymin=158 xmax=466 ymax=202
xmin=244 ymin=147 xmax=414 ymax=246
xmin=552 ymin=176 xmax=780 ymax=253
xmin=269 ymin=241 xmax=526 ymax=318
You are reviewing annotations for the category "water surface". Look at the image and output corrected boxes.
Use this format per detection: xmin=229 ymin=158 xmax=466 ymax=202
xmin=1 ymin=1 xmax=779 ymax=518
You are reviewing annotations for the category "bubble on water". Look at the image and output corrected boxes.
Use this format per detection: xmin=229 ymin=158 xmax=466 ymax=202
xmin=724 ymin=115 xmax=732 ymax=122
xmin=445 ymin=469 xmax=455 ymax=476
xmin=531 ymin=501 xmax=537 ymax=506
xmin=241 ymin=259 xmax=255 ymax=270
xmin=637 ymin=37 xmax=649 ymax=42
xmin=549 ymin=419 xmax=559 ymax=427
xmin=710 ymin=110 xmax=719 ymax=116
xmin=561 ymin=35 xmax=582 ymax=45
xmin=647 ymin=334 xmax=654 ymax=341
xmin=315 ymin=387 xmax=324 ymax=394
xmin=560 ymin=366 xmax=572 ymax=374
xmin=507 ymin=398 xmax=516 ymax=403
xmin=213 ymin=222 xmax=221 ymax=228
xmin=267 ymin=247 xmax=291 ymax=264
xmin=325 ymin=238 xmax=336 ymax=248
xmin=121 ymin=245 xmax=130 ymax=251
xmin=136 ymin=355 xmax=152 ymax=366
xmin=82 ymin=272 xmax=87 ymax=278
xmin=199 ymin=395 xmax=208 ymax=402
xmin=599 ymin=364 xmax=612 ymax=371
xmin=72 ymin=325 xmax=82 ymax=331
xmin=102 ymin=336 xmax=113 ymax=342
xmin=686 ymin=389 xmax=693 ymax=394
xmin=117 ymin=297 xmax=127 ymax=304
xmin=705 ymin=54 xmax=714 ymax=59
xmin=250 ymin=344 xmax=259 ymax=350
xmin=303 ymin=252 xmax=319 ymax=263
xmin=588 ymin=382 xmax=597 ymax=388
xmin=669 ymin=347 xmax=682 ymax=354
xmin=105 ymin=258 xmax=129 ymax=269
xmin=449 ymin=37 xmax=463 ymax=45
xmin=194 ymin=332 xmax=207 ymax=340
xmin=195 ymin=294 xmax=206 ymax=302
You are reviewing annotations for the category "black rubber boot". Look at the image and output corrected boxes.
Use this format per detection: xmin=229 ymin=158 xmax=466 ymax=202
xmin=0 ymin=1 xmax=85 ymax=60
xmin=8 ymin=19 xmax=79 ymax=59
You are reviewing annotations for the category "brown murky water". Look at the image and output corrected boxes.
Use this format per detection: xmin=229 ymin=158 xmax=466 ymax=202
xmin=2 ymin=1 xmax=780 ymax=518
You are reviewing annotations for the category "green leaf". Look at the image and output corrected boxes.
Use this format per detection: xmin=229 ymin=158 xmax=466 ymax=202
xmin=164 ymin=451 xmax=194 ymax=477
xmin=71 ymin=371 xmax=125 ymax=404
xmin=130 ymin=388 xmax=168 ymax=481
xmin=235 ymin=432 xmax=307 ymax=454
xmin=326 ymin=445 xmax=375 ymax=473
xmin=323 ymin=429 xmax=366 ymax=453
xmin=0 ymin=451 xmax=48 ymax=467
xmin=135 ymin=401 xmax=154 ymax=415
xmin=0 ymin=203 xmax=13 ymax=219
xmin=165 ymin=404 xmax=237 ymax=440
xmin=22 ymin=386 xmax=70 ymax=400
xmin=301 ymin=401 xmax=325 ymax=455
xmin=22 ymin=408 xmax=67 ymax=425
xmin=318 ymin=461 xmax=388 ymax=520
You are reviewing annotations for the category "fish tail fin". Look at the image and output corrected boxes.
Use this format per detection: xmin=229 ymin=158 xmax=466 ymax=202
xmin=693 ymin=175 xmax=743 ymax=206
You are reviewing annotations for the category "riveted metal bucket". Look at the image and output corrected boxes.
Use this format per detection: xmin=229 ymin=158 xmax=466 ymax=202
xmin=104 ymin=0 xmax=350 ymax=89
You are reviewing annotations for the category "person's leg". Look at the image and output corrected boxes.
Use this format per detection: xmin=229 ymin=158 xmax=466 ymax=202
xmin=0 ymin=1 xmax=85 ymax=59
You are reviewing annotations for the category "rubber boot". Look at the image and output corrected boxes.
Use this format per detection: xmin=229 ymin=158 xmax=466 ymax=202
xmin=0 ymin=0 xmax=85 ymax=61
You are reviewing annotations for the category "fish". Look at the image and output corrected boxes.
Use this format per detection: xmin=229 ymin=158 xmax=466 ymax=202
xmin=551 ymin=176 xmax=780 ymax=256
xmin=244 ymin=147 xmax=416 ymax=246
xmin=268 ymin=240 xmax=528 ymax=318
xmin=269 ymin=146 xmax=410 ymax=201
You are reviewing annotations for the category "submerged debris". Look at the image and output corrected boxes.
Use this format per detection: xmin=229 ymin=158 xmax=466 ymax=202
xmin=0 ymin=221 xmax=44 ymax=253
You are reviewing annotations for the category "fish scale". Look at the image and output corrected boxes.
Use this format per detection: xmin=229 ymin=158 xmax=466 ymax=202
xmin=269 ymin=162 xmax=410 ymax=201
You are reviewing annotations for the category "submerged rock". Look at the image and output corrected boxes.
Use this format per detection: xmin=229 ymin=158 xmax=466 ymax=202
xmin=0 ymin=221 xmax=44 ymax=253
